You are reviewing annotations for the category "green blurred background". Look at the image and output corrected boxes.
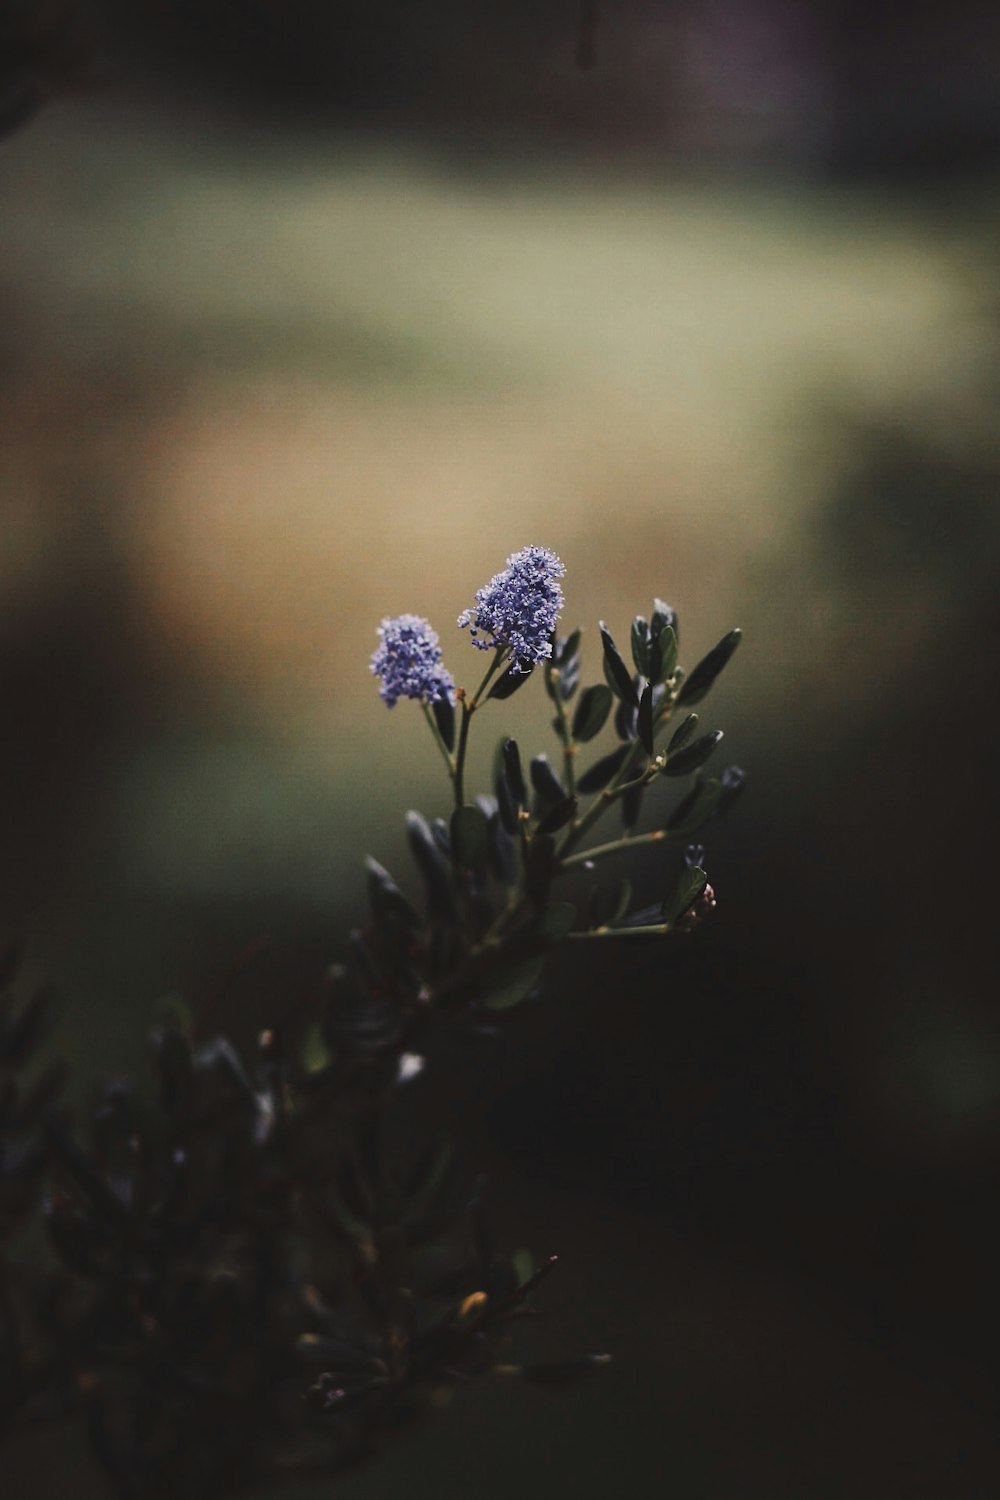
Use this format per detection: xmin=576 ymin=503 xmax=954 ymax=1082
xmin=3 ymin=2 xmax=1000 ymax=1494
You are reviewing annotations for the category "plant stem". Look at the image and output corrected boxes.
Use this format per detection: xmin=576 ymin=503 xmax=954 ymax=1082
xmin=558 ymin=826 xmax=669 ymax=871
xmin=421 ymin=702 xmax=457 ymax=786
xmin=566 ymin=922 xmax=671 ymax=939
xmin=555 ymin=740 xmax=645 ymax=860
xmin=453 ymin=649 xmax=506 ymax=807
xmin=549 ymin=673 xmax=577 ymax=797
xmin=554 ymin=682 xmax=679 ymax=864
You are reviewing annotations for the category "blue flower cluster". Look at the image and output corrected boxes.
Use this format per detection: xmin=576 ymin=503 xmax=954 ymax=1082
xmin=457 ymin=545 xmax=565 ymax=670
xmin=370 ymin=614 xmax=455 ymax=708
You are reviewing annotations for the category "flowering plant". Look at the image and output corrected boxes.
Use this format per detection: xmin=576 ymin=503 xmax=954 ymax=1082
xmin=0 ymin=545 xmax=742 ymax=1498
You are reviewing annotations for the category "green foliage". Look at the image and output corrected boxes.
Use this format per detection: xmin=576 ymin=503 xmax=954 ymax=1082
xmin=0 ymin=563 xmax=743 ymax=1499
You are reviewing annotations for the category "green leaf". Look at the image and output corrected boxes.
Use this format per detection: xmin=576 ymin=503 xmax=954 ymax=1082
xmin=677 ymin=628 xmax=742 ymax=706
xmin=365 ymin=857 xmax=420 ymax=932
xmin=557 ymin=629 xmax=582 ymax=665
xmin=664 ymin=729 xmax=723 ymax=777
xmin=432 ymin=695 xmax=456 ymax=751
xmin=571 ymin=683 xmax=613 ymax=742
xmin=630 ymin=616 xmax=650 ymax=676
xmin=477 ymin=954 xmax=546 ymax=1011
xmin=530 ymin=754 xmax=566 ymax=804
xmin=406 ymin=810 xmax=455 ymax=915
xmin=576 ymin=742 xmax=629 ymax=793
xmin=490 ymin=661 xmax=534 ymax=699
xmin=495 ymin=768 xmax=519 ymax=834
xmin=558 ymin=656 xmax=581 ymax=701
xmin=637 ymin=681 xmax=655 ymax=757
xmin=525 ymin=834 xmax=556 ymax=906
xmin=535 ymin=796 xmax=577 ymax=836
xmin=717 ymin=765 xmax=747 ymax=815
xmin=667 ymin=711 xmax=699 ymax=755
xmin=649 ymin=623 xmax=678 ymax=683
xmin=512 ymin=1247 xmax=536 ymax=1288
xmin=301 ymin=1023 xmax=333 ymax=1075
xmin=665 ymin=777 xmax=722 ymax=836
xmin=450 ymin=804 xmax=489 ymax=871
xmin=502 ymin=738 xmax=527 ymax=806
xmin=651 ymin=598 xmax=678 ymax=643
xmin=545 ymin=630 xmax=582 ymax=701
xmin=599 ymin=623 xmax=640 ymax=709
xmin=536 ymin=901 xmax=577 ymax=940
xmin=662 ymin=866 xmax=708 ymax=927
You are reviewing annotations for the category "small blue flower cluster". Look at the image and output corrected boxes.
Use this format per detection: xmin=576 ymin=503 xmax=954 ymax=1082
xmin=372 ymin=546 xmax=565 ymax=705
xmin=370 ymin=614 xmax=455 ymax=708
xmin=457 ymin=545 xmax=565 ymax=670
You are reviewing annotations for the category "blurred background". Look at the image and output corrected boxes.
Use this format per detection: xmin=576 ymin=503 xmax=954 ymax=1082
xmin=2 ymin=1 xmax=1000 ymax=1494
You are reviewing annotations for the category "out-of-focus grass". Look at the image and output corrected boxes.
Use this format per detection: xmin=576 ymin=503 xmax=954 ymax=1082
xmin=1 ymin=101 xmax=997 ymax=1045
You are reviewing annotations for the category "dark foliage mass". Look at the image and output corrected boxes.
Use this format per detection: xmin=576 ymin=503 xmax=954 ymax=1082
xmin=0 ymin=585 xmax=741 ymax=1497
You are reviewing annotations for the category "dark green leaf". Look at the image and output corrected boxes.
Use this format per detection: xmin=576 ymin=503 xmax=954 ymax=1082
xmin=406 ymin=810 xmax=455 ymax=916
xmin=151 ymin=1025 xmax=195 ymax=1118
xmin=546 ymin=629 xmax=582 ymax=700
xmin=571 ymin=683 xmax=613 ymax=743
xmin=638 ymin=681 xmax=655 ymax=757
xmin=525 ymin=833 xmax=556 ymax=905
xmin=512 ymin=1246 xmax=536 ymax=1288
xmin=651 ymin=598 xmax=678 ymax=644
xmin=662 ymin=865 xmax=708 ymax=927
xmin=614 ymin=691 xmax=638 ymax=741
xmin=555 ymin=628 xmax=582 ymax=666
xmin=717 ymin=765 xmax=747 ymax=815
xmin=365 ymin=858 xmax=420 ymax=932
xmin=488 ymin=815 xmax=517 ymax=884
xmin=664 ymin=729 xmax=723 ymax=777
xmin=300 ymin=1023 xmax=333 ymax=1075
xmin=490 ymin=661 xmax=534 ymax=699
xmin=630 ymin=616 xmax=650 ymax=676
xmin=535 ymin=796 xmax=577 ymax=836
xmin=432 ymin=695 xmax=455 ymax=751
xmin=327 ymin=986 xmax=401 ymax=1052
xmin=477 ymin=954 xmax=545 ymax=1011
xmin=665 ymin=777 xmax=723 ymax=837
xmin=667 ymin=711 xmax=699 ymax=755
xmin=649 ymin=623 xmax=678 ymax=683
xmin=558 ymin=657 xmax=581 ymax=700
xmin=677 ymin=628 xmax=742 ymax=706
xmin=495 ymin=769 xmax=519 ymax=834
xmin=530 ymin=754 xmax=566 ymax=804
xmin=451 ymin=805 xmax=490 ymax=871
xmin=577 ymin=743 xmax=630 ymax=793
xmin=502 ymin=738 xmax=526 ymax=806
xmin=599 ymin=622 xmax=640 ymax=709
